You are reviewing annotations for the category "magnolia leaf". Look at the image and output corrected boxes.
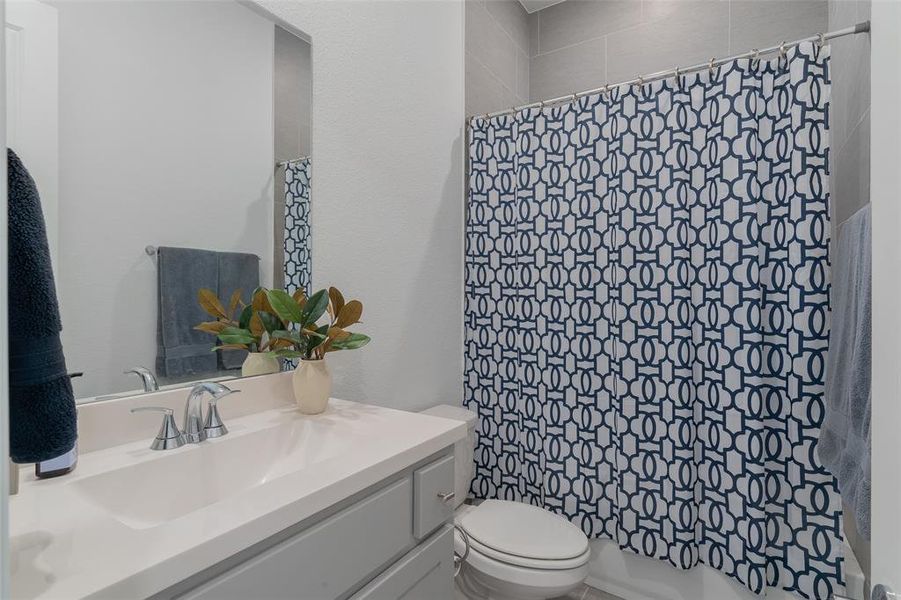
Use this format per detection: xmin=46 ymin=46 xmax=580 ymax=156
xmin=249 ymin=311 xmax=265 ymax=337
xmin=252 ymin=287 xmax=276 ymax=314
xmin=328 ymin=327 xmax=351 ymax=341
xmin=292 ymin=288 xmax=307 ymax=307
xmin=270 ymin=338 xmax=294 ymax=350
xmin=300 ymin=289 xmax=329 ymax=327
xmin=302 ymin=327 xmax=328 ymax=340
xmin=258 ymin=311 xmax=281 ymax=334
xmin=228 ymin=289 xmax=242 ymax=319
xmin=329 ymin=333 xmax=371 ymax=351
xmin=198 ymin=288 xmax=227 ymax=319
xmin=238 ymin=305 xmax=253 ymax=330
xmin=212 ymin=343 xmax=249 ymax=352
xmin=335 ymin=300 xmax=363 ymax=328
xmin=272 ymin=329 xmax=305 ymax=345
xmin=218 ymin=334 xmax=255 ymax=345
xmin=267 ymin=289 xmax=304 ymax=323
xmin=194 ymin=321 xmax=227 ymax=335
xmin=272 ymin=349 xmax=306 ymax=359
xmin=328 ymin=287 xmax=345 ymax=319
xmin=218 ymin=326 xmax=256 ymax=345
xmin=306 ymin=323 xmax=330 ymax=353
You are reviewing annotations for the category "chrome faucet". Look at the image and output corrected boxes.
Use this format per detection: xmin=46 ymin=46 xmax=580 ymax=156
xmin=124 ymin=367 xmax=159 ymax=392
xmin=182 ymin=382 xmax=240 ymax=444
xmin=131 ymin=381 xmax=240 ymax=450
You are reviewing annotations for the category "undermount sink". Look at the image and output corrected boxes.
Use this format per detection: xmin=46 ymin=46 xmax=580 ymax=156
xmin=70 ymin=416 xmax=354 ymax=529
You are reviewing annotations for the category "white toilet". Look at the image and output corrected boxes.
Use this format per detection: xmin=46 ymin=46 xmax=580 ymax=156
xmin=421 ymin=405 xmax=590 ymax=600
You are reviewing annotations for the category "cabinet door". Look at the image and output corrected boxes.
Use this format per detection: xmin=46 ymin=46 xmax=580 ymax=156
xmin=412 ymin=455 xmax=454 ymax=539
xmin=352 ymin=526 xmax=454 ymax=600
xmin=179 ymin=477 xmax=414 ymax=600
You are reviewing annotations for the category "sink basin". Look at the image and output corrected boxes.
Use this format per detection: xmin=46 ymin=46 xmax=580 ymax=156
xmin=70 ymin=416 xmax=352 ymax=529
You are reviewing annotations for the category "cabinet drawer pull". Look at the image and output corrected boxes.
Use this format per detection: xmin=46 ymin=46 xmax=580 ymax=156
xmin=437 ymin=491 xmax=455 ymax=503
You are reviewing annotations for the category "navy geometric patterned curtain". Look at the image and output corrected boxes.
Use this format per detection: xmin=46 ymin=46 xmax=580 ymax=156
xmin=284 ymin=157 xmax=312 ymax=296
xmin=464 ymin=42 xmax=841 ymax=600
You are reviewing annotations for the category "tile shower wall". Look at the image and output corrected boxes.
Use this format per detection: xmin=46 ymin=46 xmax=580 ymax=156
xmin=465 ymin=0 xmax=530 ymax=116
xmin=829 ymin=0 xmax=872 ymax=583
xmin=528 ymin=0 xmax=827 ymax=102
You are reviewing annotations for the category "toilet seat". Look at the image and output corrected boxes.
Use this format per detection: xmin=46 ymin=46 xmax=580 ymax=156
xmin=456 ymin=500 xmax=591 ymax=570
xmin=463 ymin=534 xmax=592 ymax=570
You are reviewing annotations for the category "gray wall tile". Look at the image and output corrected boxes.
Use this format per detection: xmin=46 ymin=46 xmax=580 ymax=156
xmin=538 ymin=0 xmax=640 ymax=54
xmin=833 ymin=110 xmax=870 ymax=226
xmin=730 ymin=1 xmax=827 ymax=53
xmin=606 ymin=1 xmax=729 ymax=83
xmin=530 ymin=36 xmax=605 ymax=101
xmin=485 ymin=0 xmax=531 ymax=54
xmin=466 ymin=51 xmax=517 ymax=116
xmin=516 ymin=48 xmax=530 ymax=102
xmin=529 ymin=12 xmax=540 ymax=57
xmin=466 ymin=0 xmax=518 ymax=91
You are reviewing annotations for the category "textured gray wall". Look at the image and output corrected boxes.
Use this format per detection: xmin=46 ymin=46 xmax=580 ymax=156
xmin=528 ymin=0 xmax=827 ymax=101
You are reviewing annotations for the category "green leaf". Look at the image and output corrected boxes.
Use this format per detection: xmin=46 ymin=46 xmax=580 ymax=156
xmin=266 ymin=289 xmax=304 ymax=323
xmin=330 ymin=333 xmax=371 ymax=351
xmin=217 ymin=326 xmax=256 ymax=345
xmin=300 ymin=289 xmax=329 ymax=327
xmin=238 ymin=305 xmax=253 ymax=330
xmin=272 ymin=329 xmax=305 ymax=345
xmin=257 ymin=311 xmax=282 ymax=333
xmin=271 ymin=349 xmax=306 ymax=359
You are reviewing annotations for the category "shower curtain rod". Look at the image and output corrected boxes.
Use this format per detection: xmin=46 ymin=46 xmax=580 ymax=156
xmin=276 ymin=155 xmax=311 ymax=169
xmin=470 ymin=20 xmax=870 ymax=121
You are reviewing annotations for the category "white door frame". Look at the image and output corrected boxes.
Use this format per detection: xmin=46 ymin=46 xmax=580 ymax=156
xmin=0 ymin=0 xmax=9 ymax=593
xmin=869 ymin=0 xmax=901 ymax=596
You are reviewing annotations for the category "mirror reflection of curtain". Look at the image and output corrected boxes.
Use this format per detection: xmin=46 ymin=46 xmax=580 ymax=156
xmin=283 ymin=157 xmax=312 ymax=296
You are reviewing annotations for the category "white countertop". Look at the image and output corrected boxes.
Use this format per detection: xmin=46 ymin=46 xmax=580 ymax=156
xmin=10 ymin=396 xmax=466 ymax=599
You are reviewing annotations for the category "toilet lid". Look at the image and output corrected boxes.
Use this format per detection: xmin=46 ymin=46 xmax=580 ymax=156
xmin=459 ymin=500 xmax=589 ymax=561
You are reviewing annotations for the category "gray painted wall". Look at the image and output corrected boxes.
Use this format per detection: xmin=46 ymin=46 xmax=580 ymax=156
xmin=528 ymin=0 xmax=828 ymax=101
xmin=829 ymin=0 xmax=871 ymax=583
xmin=273 ymin=26 xmax=312 ymax=286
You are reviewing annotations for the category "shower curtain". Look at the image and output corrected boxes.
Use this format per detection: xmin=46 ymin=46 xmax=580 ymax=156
xmin=464 ymin=42 xmax=841 ymax=600
xmin=284 ymin=157 xmax=312 ymax=296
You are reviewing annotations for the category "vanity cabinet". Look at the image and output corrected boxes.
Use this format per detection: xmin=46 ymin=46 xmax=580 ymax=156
xmin=164 ymin=450 xmax=456 ymax=600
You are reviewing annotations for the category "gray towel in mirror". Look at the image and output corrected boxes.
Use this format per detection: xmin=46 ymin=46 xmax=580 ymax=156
xmin=217 ymin=251 xmax=260 ymax=370
xmin=156 ymin=246 xmax=219 ymax=378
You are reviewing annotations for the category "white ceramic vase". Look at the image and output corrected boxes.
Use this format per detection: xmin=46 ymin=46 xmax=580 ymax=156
xmin=292 ymin=358 xmax=332 ymax=414
xmin=241 ymin=352 xmax=281 ymax=377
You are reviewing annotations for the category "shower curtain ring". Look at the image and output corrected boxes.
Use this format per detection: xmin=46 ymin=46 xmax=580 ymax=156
xmin=673 ymin=67 xmax=681 ymax=89
xmin=815 ymin=32 xmax=826 ymax=59
xmin=708 ymin=57 xmax=717 ymax=77
xmin=751 ymin=48 xmax=760 ymax=69
xmin=571 ymin=92 xmax=578 ymax=104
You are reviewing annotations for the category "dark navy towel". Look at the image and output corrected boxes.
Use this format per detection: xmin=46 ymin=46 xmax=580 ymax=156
xmin=7 ymin=149 xmax=77 ymax=463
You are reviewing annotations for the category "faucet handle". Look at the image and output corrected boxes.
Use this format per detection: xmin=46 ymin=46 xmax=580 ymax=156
xmin=204 ymin=390 xmax=240 ymax=438
xmin=130 ymin=406 xmax=185 ymax=450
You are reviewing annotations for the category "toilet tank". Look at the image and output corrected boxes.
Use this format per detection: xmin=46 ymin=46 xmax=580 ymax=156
xmin=420 ymin=404 xmax=477 ymax=509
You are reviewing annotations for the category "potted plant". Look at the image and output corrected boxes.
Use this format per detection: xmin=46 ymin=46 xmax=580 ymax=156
xmin=195 ymin=287 xmax=288 ymax=377
xmin=264 ymin=286 xmax=370 ymax=414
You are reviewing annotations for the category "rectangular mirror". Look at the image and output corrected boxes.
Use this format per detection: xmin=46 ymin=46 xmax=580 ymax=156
xmin=6 ymin=0 xmax=312 ymax=403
